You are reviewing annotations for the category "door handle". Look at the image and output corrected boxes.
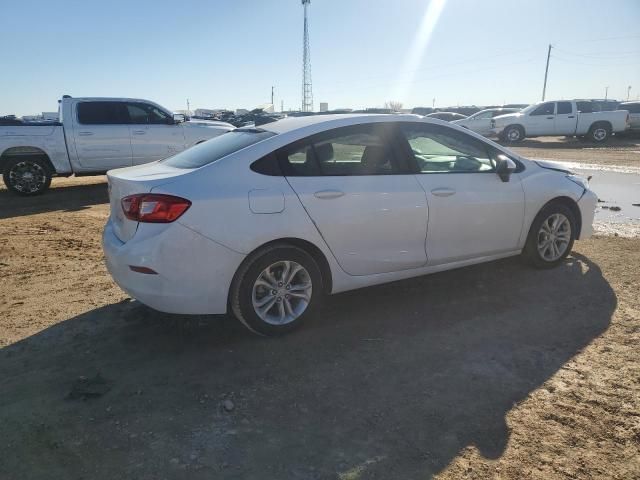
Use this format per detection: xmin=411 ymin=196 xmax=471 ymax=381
xmin=567 ymin=116 xmax=575 ymax=118
xmin=546 ymin=116 xmax=554 ymax=119
xmin=431 ymin=188 xmax=456 ymax=197
xmin=314 ymin=189 xmax=345 ymax=199
xmin=132 ymin=130 xmax=146 ymax=135
xmin=77 ymin=131 xmax=94 ymax=136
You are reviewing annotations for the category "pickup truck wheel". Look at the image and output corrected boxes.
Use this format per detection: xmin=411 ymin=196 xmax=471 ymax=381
xmin=588 ymin=123 xmax=611 ymax=143
xmin=503 ymin=125 xmax=524 ymax=143
xmin=3 ymin=157 xmax=52 ymax=196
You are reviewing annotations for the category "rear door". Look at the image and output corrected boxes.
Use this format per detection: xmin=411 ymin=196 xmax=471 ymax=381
xmin=526 ymin=102 xmax=556 ymax=135
xmin=125 ymin=102 xmax=186 ymax=164
xmin=398 ymin=122 xmax=525 ymax=265
xmin=554 ymin=101 xmax=577 ymax=135
xmin=281 ymin=123 xmax=429 ymax=276
xmin=73 ymin=101 xmax=133 ymax=170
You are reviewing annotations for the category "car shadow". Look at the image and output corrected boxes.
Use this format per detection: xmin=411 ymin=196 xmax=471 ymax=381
xmin=0 ymin=180 xmax=108 ymax=220
xmin=0 ymin=253 xmax=615 ymax=479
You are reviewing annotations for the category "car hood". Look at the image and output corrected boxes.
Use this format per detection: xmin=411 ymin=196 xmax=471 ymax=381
xmin=534 ymin=160 xmax=575 ymax=174
xmin=184 ymin=120 xmax=234 ymax=130
xmin=493 ymin=112 xmax=523 ymax=123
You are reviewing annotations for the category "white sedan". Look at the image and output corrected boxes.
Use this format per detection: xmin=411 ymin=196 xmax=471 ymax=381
xmin=103 ymin=114 xmax=597 ymax=335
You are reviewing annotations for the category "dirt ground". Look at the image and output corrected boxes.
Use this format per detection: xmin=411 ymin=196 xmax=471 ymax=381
xmin=1 ymin=139 xmax=639 ymax=479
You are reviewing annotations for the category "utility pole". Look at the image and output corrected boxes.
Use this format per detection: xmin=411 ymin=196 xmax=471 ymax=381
xmin=281 ymin=100 xmax=284 ymax=112
xmin=432 ymin=98 xmax=435 ymax=108
xmin=605 ymin=86 xmax=609 ymax=100
xmin=628 ymin=85 xmax=632 ymax=101
xmin=542 ymin=44 xmax=552 ymax=101
xmin=186 ymin=98 xmax=190 ymax=115
xmin=271 ymin=86 xmax=274 ymax=106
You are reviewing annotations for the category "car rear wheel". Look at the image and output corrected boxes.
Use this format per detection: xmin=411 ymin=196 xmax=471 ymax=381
xmin=3 ymin=157 xmax=52 ymax=195
xmin=230 ymin=244 xmax=323 ymax=336
xmin=523 ymin=203 xmax=576 ymax=268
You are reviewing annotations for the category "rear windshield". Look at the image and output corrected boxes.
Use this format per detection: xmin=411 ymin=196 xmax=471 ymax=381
xmin=162 ymin=129 xmax=275 ymax=169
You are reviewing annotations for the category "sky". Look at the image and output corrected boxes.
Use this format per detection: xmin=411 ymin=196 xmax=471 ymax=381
xmin=1 ymin=0 xmax=639 ymax=116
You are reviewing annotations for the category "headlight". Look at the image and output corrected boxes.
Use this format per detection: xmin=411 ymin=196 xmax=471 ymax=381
xmin=566 ymin=174 xmax=589 ymax=190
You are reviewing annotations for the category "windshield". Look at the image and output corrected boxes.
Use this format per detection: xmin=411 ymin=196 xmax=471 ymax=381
xmin=162 ymin=129 xmax=276 ymax=169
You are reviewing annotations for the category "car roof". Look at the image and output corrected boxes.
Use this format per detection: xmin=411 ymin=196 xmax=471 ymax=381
xmin=260 ymin=113 xmax=424 ymax=135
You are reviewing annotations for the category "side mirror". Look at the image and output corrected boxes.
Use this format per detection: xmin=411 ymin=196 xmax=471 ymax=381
xmin=171 ymin=113 xmax=185 ymax=124
xmin=495 ymin=155 xmax=517 ymax=182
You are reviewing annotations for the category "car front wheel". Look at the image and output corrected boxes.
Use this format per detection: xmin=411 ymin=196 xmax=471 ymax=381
xmin=523 ymin=203 xmax=577 ymax=268
xmin=230 ymin=244 xmax=323 ymax=335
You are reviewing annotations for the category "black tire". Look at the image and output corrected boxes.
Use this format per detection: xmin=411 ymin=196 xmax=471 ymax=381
xmin=587 ymin=122 xmax=611 ymax=143
xmin=503 ymin=125 xmax=524 ymax=143
xmin=523 ymin=202 xmax=577 ymax=269
xmin=230 ymin=243 xmax=324 ymax=336
xmin=2 ymin=156 xmax=52 ymax=196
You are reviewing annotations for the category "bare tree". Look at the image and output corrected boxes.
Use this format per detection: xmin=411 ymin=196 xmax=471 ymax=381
xmin=384 ymin=100 xmax=403 ymax=111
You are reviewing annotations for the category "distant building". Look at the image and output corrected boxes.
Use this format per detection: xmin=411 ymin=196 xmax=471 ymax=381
xmin=42 ymin=111 xmax=58 ymax=120
xmin=319 ymin=102 xmax=328 ymax=112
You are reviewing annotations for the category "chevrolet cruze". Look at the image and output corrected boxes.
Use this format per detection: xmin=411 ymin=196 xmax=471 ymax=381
xmin=103 ymin=114 xmax=597 ymax=335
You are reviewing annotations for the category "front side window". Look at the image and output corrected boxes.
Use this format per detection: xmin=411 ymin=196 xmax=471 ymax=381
xmin=280 ymin=124 xmax=399 ymax=176
xmin=77 ymin=101 xmax=127 ymax=125
xmin=530 ymin=103 xmax=555 ymax=116
xmin=125 ymin=103 xmax=170 ymax=124
xmin=400 ymin=123 xmax=495 ymax=173
xmin=162 ymin=129 xmax=275 ymax=169
xmin=557 ymin=102 xmax=572 ymax=115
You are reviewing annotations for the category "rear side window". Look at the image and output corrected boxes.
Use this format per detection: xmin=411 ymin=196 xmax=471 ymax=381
xmin=162 ymin=129 xmax=275 ymax=169
xmin=279 ymin=123 xmax=401 ymax=176
xmin=557 ymin=102 xmax=572 ymax=114
xmin=77 ymin=102 xmax=127 ymax=124
xmin=619 ymin=103 xmax=640 ymax=114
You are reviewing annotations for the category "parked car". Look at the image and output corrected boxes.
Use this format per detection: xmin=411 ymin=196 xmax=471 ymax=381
xmin=617 ymin=101 xmax=640 ymax=131
xmin=103 ymin=114 xmax=597 ymax=336
xmin=425 ymin=112 xmax=468 ymax=122
xmin=0 ymin=96 xmax=234 ymax=195
xmin=452 ymin=108 xmax=521 ymax=135
xmin=490 ymin=100 xmax=629 ymax=143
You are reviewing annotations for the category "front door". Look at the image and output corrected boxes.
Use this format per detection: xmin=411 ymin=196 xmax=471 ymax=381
xmin=125 ymin=102 xmax=186 ymax=164
xmin=73 ymin=101 xmax=133 ymax=171
xmin=398 ymin=122 xmax=525 ymax=265
xmin=526 ymin=102 xmax=556 ymax=135
xmin=281 ymin=124 xmax=428 ymax=276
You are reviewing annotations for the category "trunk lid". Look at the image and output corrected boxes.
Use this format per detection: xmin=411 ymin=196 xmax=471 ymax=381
xmin=107 ymin=162 xmax=191 ymax=242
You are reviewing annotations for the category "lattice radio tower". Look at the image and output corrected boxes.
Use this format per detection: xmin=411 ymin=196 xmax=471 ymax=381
xmin=301 ymin=0 xmax=313 ymax=112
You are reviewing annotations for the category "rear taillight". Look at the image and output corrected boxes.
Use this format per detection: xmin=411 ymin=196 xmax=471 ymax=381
xmin=121 ymin=194 xmax=191 ymax=223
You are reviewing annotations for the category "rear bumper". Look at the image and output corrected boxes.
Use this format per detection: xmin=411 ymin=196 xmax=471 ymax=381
xmin=102 ymin=220 xmax=245 ymax=314
xmin=577 ymin=189 xmax=598 ymax=239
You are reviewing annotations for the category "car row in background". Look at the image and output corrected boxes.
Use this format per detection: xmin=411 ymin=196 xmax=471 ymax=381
xmin=489 ymin=100 xmax=630 ymax=143
xmin=0 ymin=96 xmax=234 ymax=195
xmin=452 ymin=108 xmax=521 ymax=135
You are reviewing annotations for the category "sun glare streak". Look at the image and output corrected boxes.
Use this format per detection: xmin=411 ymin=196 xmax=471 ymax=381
xmin=391 ymin=0 xmax=447 ymax=102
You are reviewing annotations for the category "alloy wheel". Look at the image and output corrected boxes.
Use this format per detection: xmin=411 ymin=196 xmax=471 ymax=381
xmin=251 ymin=260 xmax=312 ymax=325
xmin=537 ymin=213 xmax=571 ymax=262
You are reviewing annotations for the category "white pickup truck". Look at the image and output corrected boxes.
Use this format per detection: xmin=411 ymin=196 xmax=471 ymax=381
xmin=0 ymin=96 xmax=234 ymax=195
xmin=490 ymin=100 xmax=630 ymax=143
